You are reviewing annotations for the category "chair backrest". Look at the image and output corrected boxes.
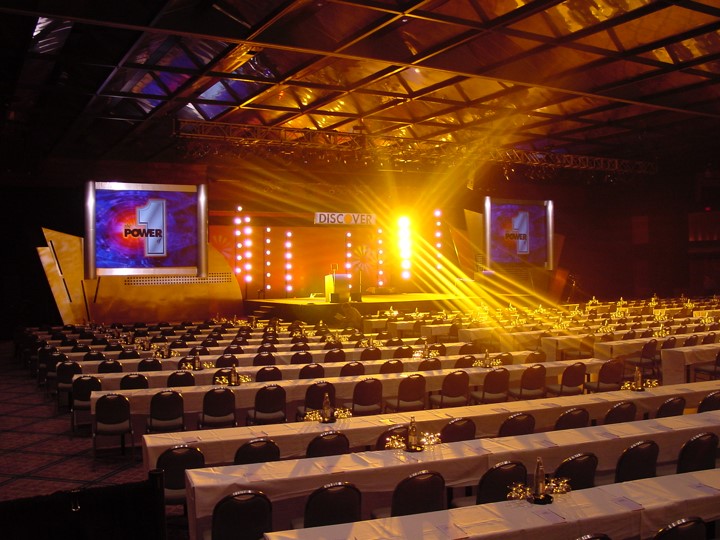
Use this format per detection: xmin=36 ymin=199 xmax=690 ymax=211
xmin=290 ymin=342 xmax=310 ymax=351
xmin=397 ymin=374 xmax=426 ymax=402
xmin=323 ymin=340 xmax=344 ymax=350
xmin=454 ymin=355 xmax=476 ymax=368
xmin=253 ymin=352 xmax=276 ymax=366
xmin=622 ymin=329 xmax=637 ymax=340
xmin=215 ymin=354 xmax=239 ymax=368
xmin=560 ymin=362 xmax=587 ymax=388
xmin=324 ymin=348 xmax=346 ymax=363
xmin=156 ymin=445 xmax=205 ymax=491
xmin=441 ymin=370 xmax=469 ymax=398
xmin=202 ymin=388 xmax=235 ymax=418
xmin=72 ymin=375 xmax=102 ymax=401
xmin=440 ymin=417 xmax=476 ymax=443
xmin=598 ymin=359 xmax=624 ymax=384
xmin=417 ymin=357 xmax=441 ymax=371
xmin=233 ymin=437 xmax=281 ymax=465
xmin=698 ymin=390 xmax=720 ymax=412
xmin=167 ymin=370 xmax=195 ymax=387
xmin=393 ymin=345 xmax=414 ymax=359
xmin=137 ymin=358 xmax=162 ymax=372
xmin=604 ymin=400 xmax=637 ymax=424
xmin=385 ymin=338 xmax=404 ymax=347
xmin=98 ymin=359 xmax=123 ymax=373
xmin=655 ymin=396 xmax=686 ymax=418
xmin=615 ymin=439 xmax=659 ymax=482
xmin=379 ymin=359 xmax=404 ymax=374
xmin=554 ymin=452 xmax=598 ymax=490
xmin=484 ymin=367 xmax=510 ymax=394
xmin=56 ymin=361 xmax=82 ymax=384
xmin=257 ymin=343 xmax=277 ymax=353
xmin=375 ymin=424 xmax=408 ymax=450
xmin=476 ymin=461 xmax=527 ymax=504
xmin=340 ymin=361 xmax=365 ymax=376
xmin=299 ymin=363 xmax=325 ymax=379
xmin=148 ymin=390 xmax=184 ymax=432
xmin=653 ymin=517 xmax=706 ymax=540
xmin=95 ymin=393 xmax=131 ymax=425
xmin=211 ymin=490 xmax=272 ymax=540
xmin=660 ymin=336 xmax=677 ymax=350
xmin=640 ymin=338 xmax=658 ymax=357
xmin=498 ymin=412 xmax=535 ymax=437
xmin=525 ymin=350 xmax=546 ymax=363
xmin=554 ymin=407 xmax=590 ymax=430
xmin=120 ymin=373 xmax=149 ymax=390
xmin=255 ymin=366 xmax=282 ymax=382
xmin=683 ymin=334 xmax=699 ymax=347
xmin=391 ymin=470 xmax=445 ymax=517
xmin=352 ymin=378 xmax=382 ymax=407
xmin=83 ymin=351 xmax=106 ymax=361
xmin=304 ymin=381 xmax=335 ymax=410
xmin=254 ymin=385 xmax=286 ymax=414
xmin=303 ymin=482 xmax=362 ymax=528
xmin=428 ymin=343 xmax=446 ymax=356
xmin=223 ymin=344 xmax=244 ymax=356
xmin=676 ymin=432 xmax=719 ymax=473
xmin=702 ymin=332 xmax=716 ymax=344
xmin=306 ymin=431 xmax=350 ymax=458
xmin=118 ymin=349 xmax=141 ymax=359
xmin=359 ymin=347 xmax=381 ymax=361
xmin=290 ymin=351 xmax=313 ymax=364
xmin=519 ymin=363 xmax=546 ymax=390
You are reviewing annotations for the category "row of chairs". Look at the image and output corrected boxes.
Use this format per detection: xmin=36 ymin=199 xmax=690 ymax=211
xmin=197 ymin=428 xmax=718 ymax=540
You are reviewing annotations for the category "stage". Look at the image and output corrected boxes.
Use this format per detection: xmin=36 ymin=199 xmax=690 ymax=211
xmin=243 ymin=292 xmax=479 ymax=323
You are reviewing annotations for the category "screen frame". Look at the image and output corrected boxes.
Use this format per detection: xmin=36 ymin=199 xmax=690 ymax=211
xmin=483 ymin=196 xmax=554 ymax=271
xmin=84 ymin=181 xmax=208 ymax=279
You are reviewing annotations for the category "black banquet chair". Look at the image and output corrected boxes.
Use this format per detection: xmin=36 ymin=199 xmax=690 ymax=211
xmin=156 ymin=445 xmax=205 ymax=505
xmin=554 ymin=407 xmax=590 ymax=430
xmin=372 ymin=470 xmax=445 ymax=518
xmin=199 ymin=387 xmax=236 ymax=429
xmin=676 ymin=432 xmax=719 ymax=473
xmin=294 ymin=482 xmax=362 ymax=529
xmin=384 ymin=373 xmax=425 ymax=413
xmin=147 ymin=390 xmax=185 ymax=433
xmin=305 ymin=430 xmax=351 ymax=458
xmin=234 ymin=437 xmax=281 ymax=465
xmin=615 ymin=440 xmax=659 ymax=483
xmin=451 ymin=460 xmax=527 ymax=507
xmin=497 ymin=412 xmax=535 ymax=437
xmin=698 ymin=390 xmax=720 ymax=412
xmin=343 ymin=378 xmax=383 ymax=417
xmin=211 ymin=489 xmax=272 ymax=540
xmin=92 ymin=393 xmax=134 ymax=458
xmin=439 ymin=417 xmax=476 ymax=443
xmin=654 ymin=517 xmax=707 ymax=540
xmin=246 ymin=385 xmax=286 ymax=426
xmin=603 ymin=400 xmax=636 ymax=424
xmin=553 ymin=452 xmax=598 ymax=490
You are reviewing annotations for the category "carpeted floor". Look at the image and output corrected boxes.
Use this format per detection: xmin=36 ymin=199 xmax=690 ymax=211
xmin=0 ymin=340 xmax=187 ymax=538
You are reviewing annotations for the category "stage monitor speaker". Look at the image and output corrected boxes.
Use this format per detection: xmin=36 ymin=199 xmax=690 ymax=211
xmin=350 ymin=292 xmax=362 ymax=302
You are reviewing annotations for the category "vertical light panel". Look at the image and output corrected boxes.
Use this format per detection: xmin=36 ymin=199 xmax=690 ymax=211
xmin=434 ymin=208 xmax=443 ymax=270
xmin=242 ymin=218 xmax=253 ymax=285
xmin=345 ymin=231 xmax=353 ymax=275
xmin=234 ymin=206 xmax=243 ymax=278
xmin=377 ymin=227 xmax=384 ymax=287
xmin=398 ymin=216 xmax=412 ymax=280
xmin=264 ymin=227 xmax=272 ymax=293
xmin=285 ymin=231 xmax=293 ymax=297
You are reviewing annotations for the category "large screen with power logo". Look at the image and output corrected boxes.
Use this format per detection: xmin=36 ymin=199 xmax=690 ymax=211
xmin=84 ymin=181 xmax=208 ymax=277
xmin=484 ymin=196 xmax=554 ymax=270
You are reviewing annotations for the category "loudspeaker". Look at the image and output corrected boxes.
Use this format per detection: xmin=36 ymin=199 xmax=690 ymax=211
xmin=350 ymin=292 xmax=362 ymax=302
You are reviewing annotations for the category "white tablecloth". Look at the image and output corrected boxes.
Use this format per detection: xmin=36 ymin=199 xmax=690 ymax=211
xmin=661 ymin=343 xmax=720 ymax=385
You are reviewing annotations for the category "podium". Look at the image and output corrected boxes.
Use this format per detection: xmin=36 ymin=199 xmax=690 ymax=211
xmin=325 ymin=274 xmax=351 ymax=303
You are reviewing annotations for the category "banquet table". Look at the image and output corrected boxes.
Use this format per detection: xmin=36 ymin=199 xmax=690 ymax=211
xmin=263 ymin=469 xmax=720 ymax=540
xmin=90 ymin=358 xmax=606 ymax=418
xmin=141 ymin=380 xmax=720 ymax=472
xmin=661 ymin=342 xmax=720 ymax=385
xmin=185 ymin=410 xmax=720 ymax=538
xmin=79 ymin=351 xmax=536 ymax=390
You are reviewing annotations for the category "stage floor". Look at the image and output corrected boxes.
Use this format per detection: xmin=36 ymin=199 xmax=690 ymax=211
xmin=243 ymin=293 xmax=477 ymax=323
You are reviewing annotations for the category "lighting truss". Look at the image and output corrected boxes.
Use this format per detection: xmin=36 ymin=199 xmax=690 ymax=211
xmin=175 ymin=119 xmax=657 ymax=175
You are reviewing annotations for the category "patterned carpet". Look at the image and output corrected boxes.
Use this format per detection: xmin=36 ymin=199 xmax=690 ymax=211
xmin=0 ymin=340 xmax=187 ymax=538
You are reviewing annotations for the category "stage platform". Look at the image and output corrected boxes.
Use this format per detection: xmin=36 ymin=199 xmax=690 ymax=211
xmin=243 ymin=293 xmax=477 ymax=323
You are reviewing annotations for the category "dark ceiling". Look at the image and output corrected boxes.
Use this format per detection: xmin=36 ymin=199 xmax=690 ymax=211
xmin=2 ymin=0 xmax=720 ymax=185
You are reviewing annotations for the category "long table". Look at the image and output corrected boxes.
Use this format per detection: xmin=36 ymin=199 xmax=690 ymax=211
xmin=661 ymin=343 xmax=720 ymax=385
xmin=185 ymin=410 xmax=720 ymax=538
xmin=80 ymin=351 xmax=535 ymax=390
xmin=91 ymin=358 xmax=606 ymax=417
xmin=264 ymin=469 xmax=720 ymax=540
xmin=142 ymin=380 xmax=720 ymax=472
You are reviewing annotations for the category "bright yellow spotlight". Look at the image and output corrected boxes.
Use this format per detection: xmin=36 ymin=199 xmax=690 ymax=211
xmin=398 ymin=216 xmax=410 ymax=228
xmin=243 ymin=226 xmax=252 ymax=235
xmin=401 ymin=260 xmax=411 ymax=269
xmin=244 ymin=275 xmax=252 ymax=282
xmin=401 ymin=270 xmax=411 ymax=280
